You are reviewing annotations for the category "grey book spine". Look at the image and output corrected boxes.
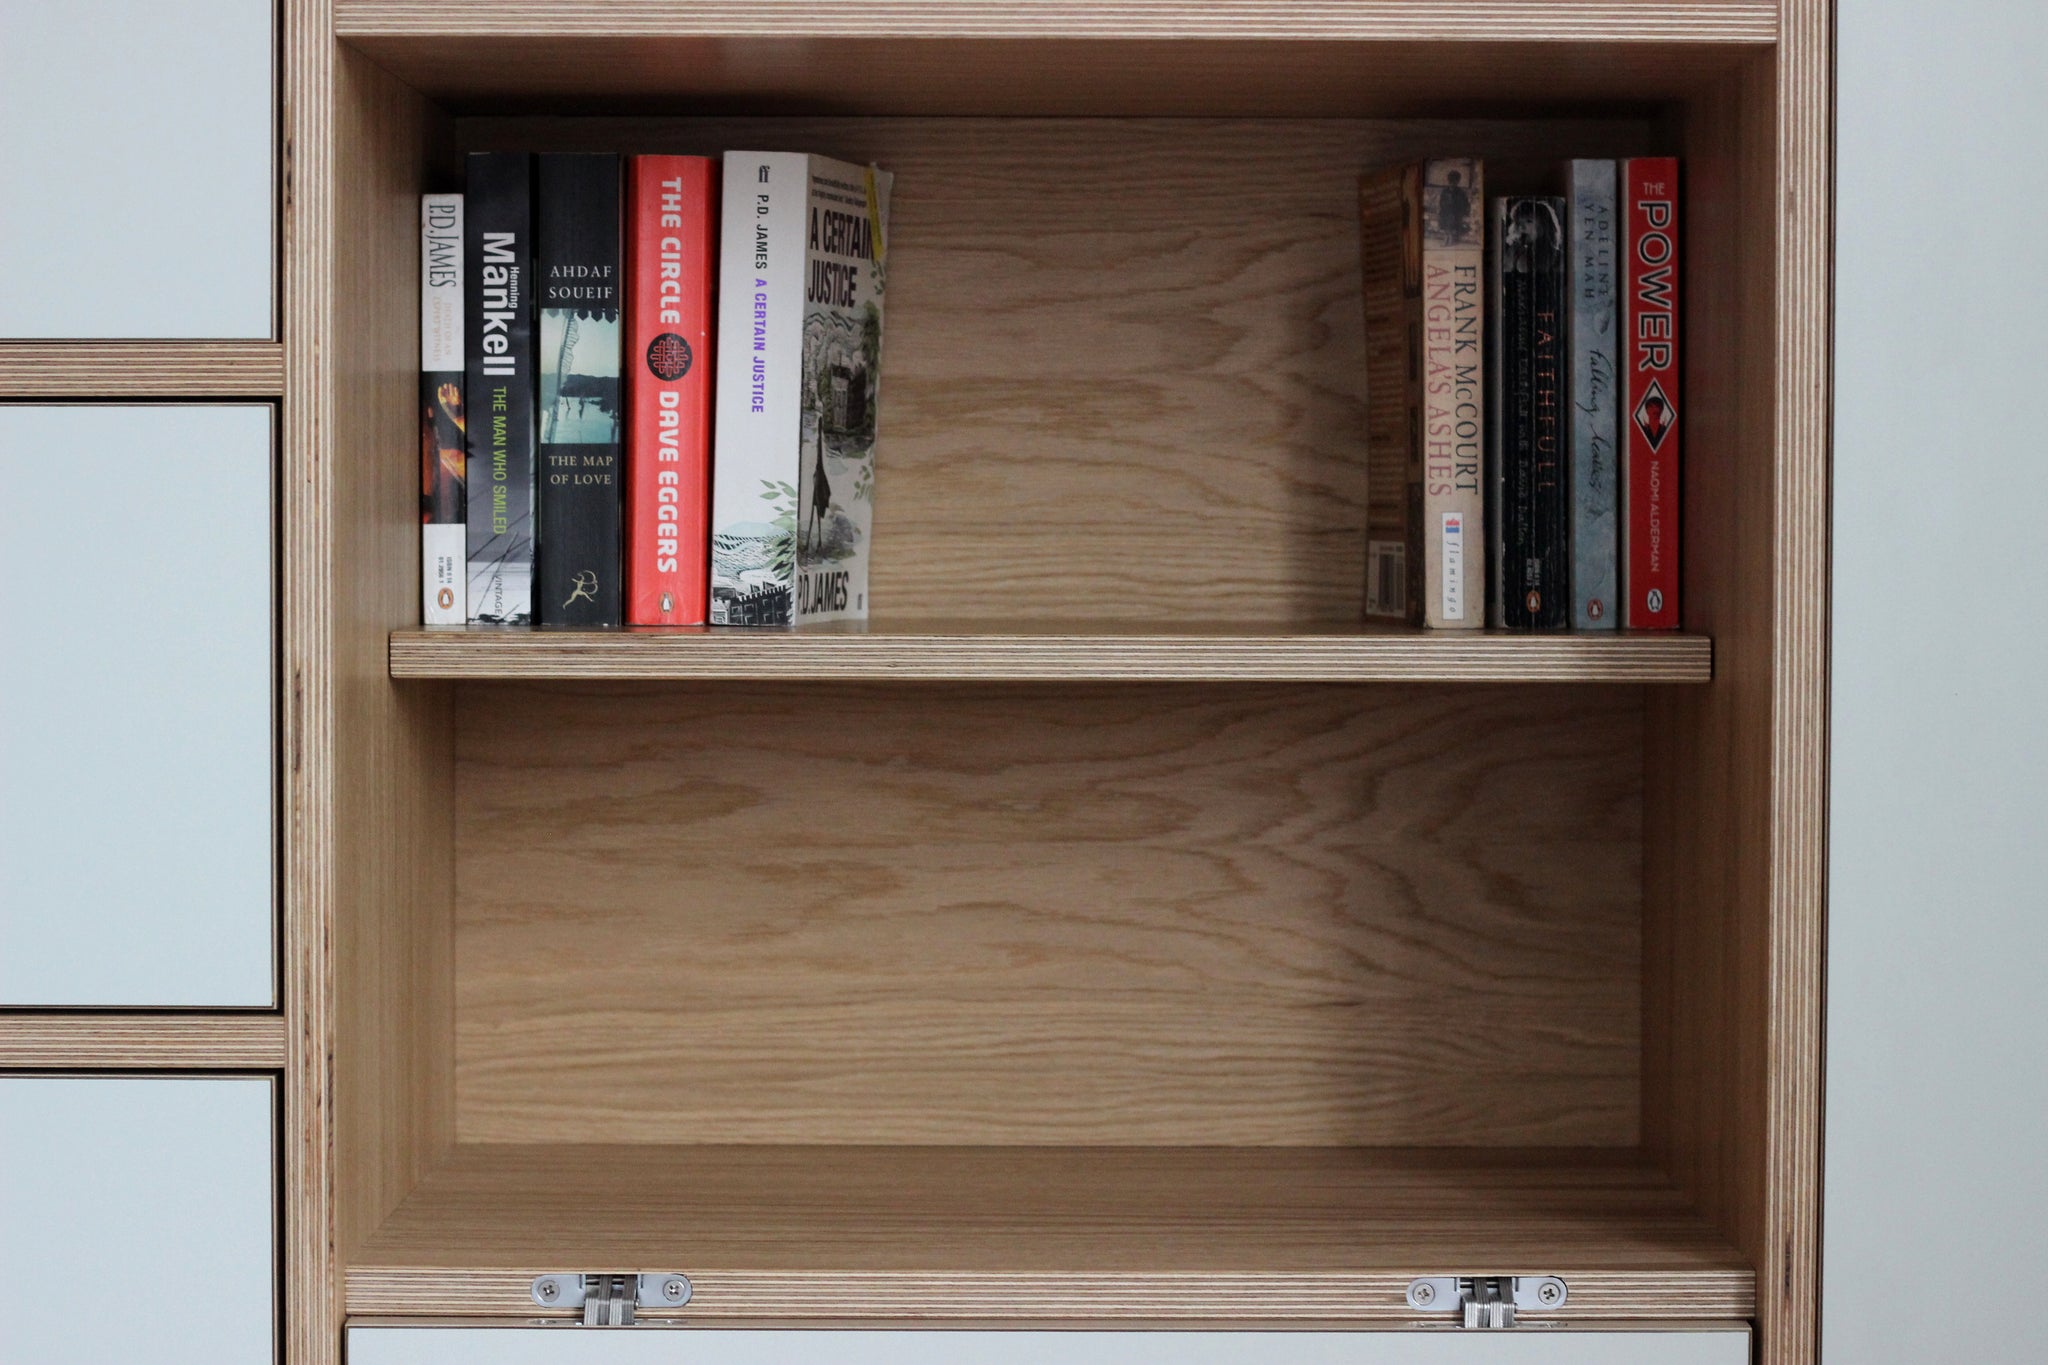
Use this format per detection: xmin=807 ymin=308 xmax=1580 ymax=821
xmin=1567 ymin=160 xmax=1620 ymax=629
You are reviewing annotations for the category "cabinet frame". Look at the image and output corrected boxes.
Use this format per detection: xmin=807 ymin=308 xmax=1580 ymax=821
xmin=272 ymin=5 xmax=1833 ymax=1365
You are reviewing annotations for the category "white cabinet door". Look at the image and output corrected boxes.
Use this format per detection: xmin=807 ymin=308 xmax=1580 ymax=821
xmin=1828 ymin=1 xmax=2048 ymax=1362
xmin=0 ymin=0 xmax=273 ymax=337
xmin=0 ymin=405 xmax=274 ymax=1005
xmin=349 ymin=1325 xmax=1750 ymax=1365
xmin=0 ymin=1076 xmax=275 ymax=1365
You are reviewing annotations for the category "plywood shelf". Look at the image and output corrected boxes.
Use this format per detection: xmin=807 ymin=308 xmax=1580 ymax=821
xmin=0 ymin=1013 xmax=288 ymax=1069
xmin=0 ymin=341 xmax=284 ymax=398
xmin=347 ymin=1145 xmax=1755 ymax=1321
xmin=390 ymin=622 xmax=1711 ymax=683
xmin=335 ymin=3 xmax=1768 ymax=116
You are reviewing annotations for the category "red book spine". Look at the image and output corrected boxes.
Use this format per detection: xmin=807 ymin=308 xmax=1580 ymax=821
xmin=1622 ymin=157 xmax=1681 ymax=629
xmin=625 ymin=155 xmax=718 ymax=625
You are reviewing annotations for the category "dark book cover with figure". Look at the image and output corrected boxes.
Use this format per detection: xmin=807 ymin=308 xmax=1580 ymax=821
xmin=464 ymin=153 xmax=537 ymax=625
xmin=1489 ymin=197 xmax=1533 ymax=627
xmin=536 ymin=154 xmax=624 ymax=627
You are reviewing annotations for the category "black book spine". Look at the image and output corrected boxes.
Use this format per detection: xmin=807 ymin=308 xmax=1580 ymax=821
xmin=1527 ymin=196 xmax=1571 ymax=630
xmin=463 ymin=152 xmax=537 ymax=625
xmin=1485 ymin=199 xmax=1509 ymax=627
xmin=535 ymin=154 xmax=624 ymax=627
xmin=1498 ymin=198 xmax=1538 ymax=629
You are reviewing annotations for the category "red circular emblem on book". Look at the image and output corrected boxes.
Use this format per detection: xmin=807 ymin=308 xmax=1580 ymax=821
xmin=646 ymin=333 xmax=692 ymax=381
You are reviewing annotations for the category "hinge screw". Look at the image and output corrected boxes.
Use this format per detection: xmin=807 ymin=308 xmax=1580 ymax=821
xmin=1411 ymin=1281 xmax=1436 ymax=1306
xmin=662 ymin=1277 xmax=690 ymax=1302
xmin=1538 ymin=1281 xmax=1563 ymax=1306
xmin=535 ymin=1279 xmax=560 ymax=1303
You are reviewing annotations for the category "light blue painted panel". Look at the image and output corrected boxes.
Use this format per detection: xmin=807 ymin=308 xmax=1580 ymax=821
xmin=0 ymin=405 xmax=273 ymax=1005
xmin=0 ymin=1077 xmax=275 ymax=1365
xmin=0 ymin=0 xmax=274 ymax=337
xmin=1828 ymin=0 xmax=2048 ymax=1361
xmin=349 ymin=1325 xmax=1750 ymax=1365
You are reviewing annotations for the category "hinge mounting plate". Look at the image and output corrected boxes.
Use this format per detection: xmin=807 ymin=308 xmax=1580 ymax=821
xmin=1405 ymin=1275 xmax=1568 ymax=1329
xmin=530 ymin=1273 xmax=692 ymax=1326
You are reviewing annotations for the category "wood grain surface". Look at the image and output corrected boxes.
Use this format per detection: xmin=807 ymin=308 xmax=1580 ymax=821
xmin=337 ymin=1 xmax=1777 ymax=40
xmin=282 ymin=5 xmax=342 ymax=1365
xmin=390 ymin=624 xmax=1713 ymax=683
xmin=1638 ymin=23 xmax=1829 ymax=1365
xmin=457 ymin=117 xmax=1657 ymax=621
xmin=347 ymin=1144 xmax=1754 ymax=1319
xmin=327 ymin=47 xmax=461 ymax=1265
xmin=346 ymin=38 xmax=1753 ymax=118
xmin=453 ymin=682 xmax=1642 ymax=1148
xmin=0 ymin=1014 xmax=286 ymax=1068
xmin=0 ymin=342 xmax=284 ymax=397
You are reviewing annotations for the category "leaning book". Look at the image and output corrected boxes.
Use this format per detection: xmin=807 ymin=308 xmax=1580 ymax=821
xmin=419 ymin=192 xmax=465 ymax=624
xmin=1358 ymin=158 xmax=1485 ymax=629
xmin=711 ymin=151 xmax=891 ymax=625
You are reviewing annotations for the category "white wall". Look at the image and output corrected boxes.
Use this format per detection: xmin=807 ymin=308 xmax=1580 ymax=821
xmin=1827 ymin=1 xmax=2048 ymax=1360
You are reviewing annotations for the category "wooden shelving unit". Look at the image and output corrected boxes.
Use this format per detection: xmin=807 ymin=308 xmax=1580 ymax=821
xmin=389 ymin=623 xmax=1714 ymax=683
xmin=275 ymin=4 xmax=1832 ymax=1364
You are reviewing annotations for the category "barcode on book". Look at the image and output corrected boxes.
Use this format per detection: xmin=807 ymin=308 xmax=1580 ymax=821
xmin=1366 ymin=540 xmax=1407 ymax=618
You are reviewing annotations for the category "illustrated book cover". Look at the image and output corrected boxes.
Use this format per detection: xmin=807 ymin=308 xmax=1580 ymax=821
xmin=535 ymin=153 xmax=623 ymax=628
xmin=420 ymin=191 xmax=465 ymax=625
xmin=711 ymin=151 xmax=890 ymax=626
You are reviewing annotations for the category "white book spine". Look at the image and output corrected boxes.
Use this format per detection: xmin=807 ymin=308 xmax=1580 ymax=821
xmin=710 ymin=151 xmax=809 ymax=625
xmin=420 ymin=192 xmax=465 ymax=624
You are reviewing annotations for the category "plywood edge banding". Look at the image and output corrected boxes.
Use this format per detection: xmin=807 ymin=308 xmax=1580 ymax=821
xmin=0 ymin=1014 xmax=288 ymax=1069
xmin=335 ymin=2 xmax=1778 ymax=43
xmin=388 ymin=628 xmax=1712 ymax=682
xmin=345 ymin=1268 xmax=1757 ymax=1321
xmin=0 ymin=342 xmax=285 ymax=398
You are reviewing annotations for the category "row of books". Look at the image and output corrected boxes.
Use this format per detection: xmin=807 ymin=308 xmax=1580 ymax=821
xmin=1359 ymin=156 xmax=1681 ymax=630
xmin=421 ymin=150 xmax=892 ymax=628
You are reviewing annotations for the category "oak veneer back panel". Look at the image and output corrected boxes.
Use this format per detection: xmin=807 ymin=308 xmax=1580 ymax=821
xmin=452 ymin=682 xmax=1642 ymax=1147
xmin=328 ymin=48 xmax=459 ymax=1258
xmin=462 ymin=116 xmax=1658 ymax=622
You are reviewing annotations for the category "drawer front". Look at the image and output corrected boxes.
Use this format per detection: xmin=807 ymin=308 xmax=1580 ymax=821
xmin=349 ymin=1325 xmax=1751 ymax=1364
xmin=0 ymin=405 xmax=274 ymax=1005
xmin=0 ymin=1076 xmax=275 ymax=1365
xmin=0 ymin=0 xmax=273 ymax=337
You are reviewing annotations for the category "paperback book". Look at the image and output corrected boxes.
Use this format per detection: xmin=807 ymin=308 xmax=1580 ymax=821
xmin=624 ymin=155 xmax=717 ymax=626
xmin=463 ymin=152 xmax=537 ymax=625
xmin=711 ymin=151 xmax=891 ymax=625
xmin=535 ymin=153 xmax=623 ymax=628
xmin=1489 ymin=195 xmax=1569 ymax=630
xmin=1622 ymin=156 xmax=1682 ymax=629
xmin=1566 ymin=160 xmax=1620 ymax=629
xmin=419 ymin=192 xmax=465 ymax=625
xmin=1359 ymin=158 xmax=1486 ymax=628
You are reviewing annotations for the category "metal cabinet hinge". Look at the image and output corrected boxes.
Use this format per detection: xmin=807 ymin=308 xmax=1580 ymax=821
xmin=1405 ymin=1275 xmax=1568 ymax=1329
xmin=531 ymin=1273 xmax=692 ymax=1326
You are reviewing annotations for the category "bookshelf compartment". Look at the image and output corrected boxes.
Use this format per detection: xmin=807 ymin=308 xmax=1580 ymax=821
xmin=320 ymin=19 xmax=1820 ymax=1354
